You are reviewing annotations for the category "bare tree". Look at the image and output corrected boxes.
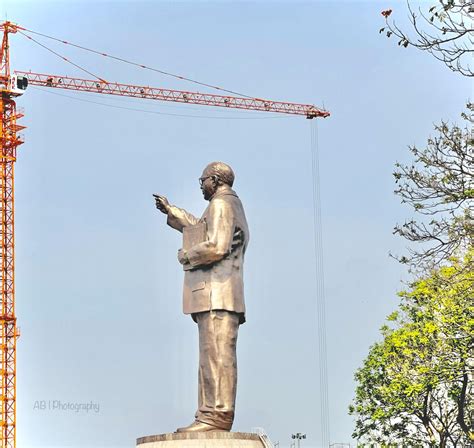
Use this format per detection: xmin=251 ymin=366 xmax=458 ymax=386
xmin=380 ymin=1 xmax=473 ymax=77
xmin=392 ymin=104 xmax=474 ymax=270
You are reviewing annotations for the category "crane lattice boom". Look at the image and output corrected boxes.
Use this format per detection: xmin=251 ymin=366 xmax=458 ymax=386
xmin=16 ymin=71 xmax=330 ymax=119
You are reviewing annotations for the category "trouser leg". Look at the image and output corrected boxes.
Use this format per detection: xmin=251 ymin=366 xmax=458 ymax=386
xmin=194 ymin=310 xmax=240 ymax=430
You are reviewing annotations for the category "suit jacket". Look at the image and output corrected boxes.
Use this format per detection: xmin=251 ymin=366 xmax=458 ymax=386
xmin=167 ymin=186 xmax=249 ymax=323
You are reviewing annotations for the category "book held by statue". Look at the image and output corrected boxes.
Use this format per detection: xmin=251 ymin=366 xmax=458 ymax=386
xmin=182 ymin=222 xmax=207 ymax=270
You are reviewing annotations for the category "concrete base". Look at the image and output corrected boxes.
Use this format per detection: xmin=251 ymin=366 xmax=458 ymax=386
xmin=137 ymin=432 xmax=265 ymax=448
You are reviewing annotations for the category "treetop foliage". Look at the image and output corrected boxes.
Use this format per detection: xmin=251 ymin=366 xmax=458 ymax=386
xmin=350 ymin=251 xmax=474 ymax=446
xmin=380 ymin=1 xmax=473 ymax=77
xmin=392 ymin=104 xmax=473 ymax=271
xmin=352 ymin=4 xmax=474 ymax=446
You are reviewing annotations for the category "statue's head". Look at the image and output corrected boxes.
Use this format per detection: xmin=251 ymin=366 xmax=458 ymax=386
xmin=199 ymin=161 xmax=235 ymax=200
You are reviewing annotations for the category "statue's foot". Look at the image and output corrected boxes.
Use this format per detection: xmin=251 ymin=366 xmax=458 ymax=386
xmin=176 ymin=420 xmax=227 ymax=433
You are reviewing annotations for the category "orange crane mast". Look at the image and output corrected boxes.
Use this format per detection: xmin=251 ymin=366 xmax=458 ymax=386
xmin=0 ymin=20 xmax=329 ymax=447
xmin=0 ymin=21 xmax=23 ymax=448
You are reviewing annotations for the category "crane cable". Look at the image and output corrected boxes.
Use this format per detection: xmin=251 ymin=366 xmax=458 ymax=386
xmin=310 ymin=120 xmax=330 ymax=447
xmin=19 ymin=27 xmax=255 ymax=99
xmin=18 ymin=30 xmax=106 ymax=82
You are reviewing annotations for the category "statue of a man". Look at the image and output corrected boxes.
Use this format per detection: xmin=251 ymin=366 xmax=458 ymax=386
xmin=154 ymin=161 xmax=249 ymax=433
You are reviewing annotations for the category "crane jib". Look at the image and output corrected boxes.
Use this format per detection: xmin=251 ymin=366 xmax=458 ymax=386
xmin=14 ymin=71 xmax=330 ymax=119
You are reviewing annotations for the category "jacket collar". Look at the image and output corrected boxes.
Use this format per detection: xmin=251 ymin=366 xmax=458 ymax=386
xmin=210 ymin=185 xmax=238 ymax=201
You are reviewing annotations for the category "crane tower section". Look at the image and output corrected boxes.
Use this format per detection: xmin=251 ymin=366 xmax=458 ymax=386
xmin=0 ymin=21 xmax=24 ymax=448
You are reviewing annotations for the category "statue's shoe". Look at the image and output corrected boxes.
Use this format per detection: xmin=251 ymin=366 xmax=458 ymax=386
xmin=176 ymin=420 xmax=228 ymax=433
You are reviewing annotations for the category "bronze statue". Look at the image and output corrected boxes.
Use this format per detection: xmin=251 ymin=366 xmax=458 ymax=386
xmin=154 ymin=161 xmax=249 ymax=433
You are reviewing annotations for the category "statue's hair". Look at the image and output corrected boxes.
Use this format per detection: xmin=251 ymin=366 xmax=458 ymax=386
xmin=205 ymin=161 xmax=235 ymax=187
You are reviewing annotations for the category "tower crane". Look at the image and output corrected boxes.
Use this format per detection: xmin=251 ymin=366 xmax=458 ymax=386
xmin=0 ymin=20 xmax=329 ymax=447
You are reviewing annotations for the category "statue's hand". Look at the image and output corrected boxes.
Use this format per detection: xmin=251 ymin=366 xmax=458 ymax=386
xmin=153 ymin=194 xmax=170 ymax=214
xmin=177 ymin=249 xmax=189 ymax=265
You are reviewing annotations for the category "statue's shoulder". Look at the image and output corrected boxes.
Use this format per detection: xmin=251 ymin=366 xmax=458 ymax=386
xmin=212 ymin=188 xmax=239 ymax=202
xmin=209 ymin=190 xmax=242 ymax=216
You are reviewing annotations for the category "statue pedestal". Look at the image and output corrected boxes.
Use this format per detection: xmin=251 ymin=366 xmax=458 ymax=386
xmin=137 ymin=432 xmax=266 ymax=447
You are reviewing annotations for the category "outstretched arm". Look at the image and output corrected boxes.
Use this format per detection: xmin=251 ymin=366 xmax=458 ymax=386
xmin=153 ymin=194 xmax=199 ymax=232
xmin=167 ymin=205 xmax=200 ymax=232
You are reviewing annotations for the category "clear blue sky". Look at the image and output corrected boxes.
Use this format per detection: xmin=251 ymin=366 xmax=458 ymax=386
xmin=2 ymin=1 xmax=470 ymax=447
